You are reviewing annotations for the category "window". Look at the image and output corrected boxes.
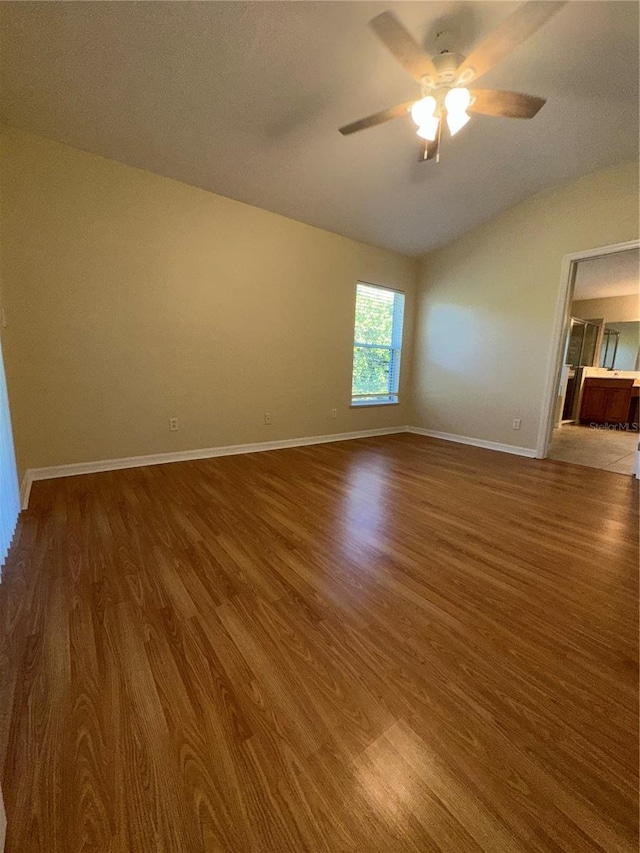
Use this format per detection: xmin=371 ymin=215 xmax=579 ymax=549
xmin=351 ymin=282 xmax=405 ymax=406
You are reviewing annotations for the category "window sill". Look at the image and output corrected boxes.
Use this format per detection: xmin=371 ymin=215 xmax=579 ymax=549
xmin=350 ymin=400 xmax=399 ymax=408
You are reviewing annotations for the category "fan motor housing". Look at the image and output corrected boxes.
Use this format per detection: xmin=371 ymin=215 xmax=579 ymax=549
xmin=421 ymin=52 xmax=465 ymax=89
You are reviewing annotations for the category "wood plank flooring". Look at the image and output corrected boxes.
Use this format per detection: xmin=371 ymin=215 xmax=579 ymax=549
xmin=0 ymin=433 xmax=637 ymax=852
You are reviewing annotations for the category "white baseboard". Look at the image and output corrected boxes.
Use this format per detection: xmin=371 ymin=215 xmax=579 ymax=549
xmin=19 ymin=475 xmax=32 ymax=511
xmin=405 ymin=426 xmax=537 ymax=458
xmin=19 ymin=424 xmax=542 ymax=510
xmin=20 ymin=426 xmax=410 ymax=508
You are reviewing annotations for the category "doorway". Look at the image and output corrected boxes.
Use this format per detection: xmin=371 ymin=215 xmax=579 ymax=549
xmin=538 ymin=242 xmax=640 ymax=475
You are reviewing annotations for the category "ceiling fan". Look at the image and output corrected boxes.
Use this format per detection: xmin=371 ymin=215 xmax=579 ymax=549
xmin=339 ymin=1 xmax=566 ymax=162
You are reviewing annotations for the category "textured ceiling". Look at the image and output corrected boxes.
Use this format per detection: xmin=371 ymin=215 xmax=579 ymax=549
xmin=573 ymin=249 xmax=640 ymax=301
xmin=1 ymin=1 xmax=638 ymax=256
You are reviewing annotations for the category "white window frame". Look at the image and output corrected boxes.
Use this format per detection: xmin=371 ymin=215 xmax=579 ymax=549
xmin=351 ymin=282 xmax=405 ymax=407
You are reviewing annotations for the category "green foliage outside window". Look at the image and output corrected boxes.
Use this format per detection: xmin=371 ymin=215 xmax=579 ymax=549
xmin=352 ymin=347 xmax=391 ymax=396
xmin=354 ymin=290 xmax=393 ymax=346
xmin=351 ymin=284 xmax=403 ymax=400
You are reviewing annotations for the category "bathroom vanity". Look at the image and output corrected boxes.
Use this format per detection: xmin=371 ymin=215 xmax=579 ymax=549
xmin=580 ymin=376 xmax=640 ymax=426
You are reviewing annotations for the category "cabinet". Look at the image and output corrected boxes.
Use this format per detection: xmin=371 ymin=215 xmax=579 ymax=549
xmin=579 ymin=378 xmax=634 ymax=425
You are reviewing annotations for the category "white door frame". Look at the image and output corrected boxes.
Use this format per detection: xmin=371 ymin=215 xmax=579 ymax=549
xmin=535 ymin=238 xmax=640 ymax=459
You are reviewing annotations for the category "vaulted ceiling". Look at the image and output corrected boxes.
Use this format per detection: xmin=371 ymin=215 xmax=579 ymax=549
xmin=1 ymin=1 xmax=638 ymax=256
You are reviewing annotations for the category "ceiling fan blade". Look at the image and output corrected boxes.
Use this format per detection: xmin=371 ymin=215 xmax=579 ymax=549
xmin=457 ymin=1 xmax=566 ymax=83
xmin=339 ymin=101 xmax=414 ymax=135
xmin=469 ymin=89 xmax=546 ymax=118
xmin=418 ymin=138 xmax=438 ymax=162
xmin=369 ymin=11 xmax=437 ymax=81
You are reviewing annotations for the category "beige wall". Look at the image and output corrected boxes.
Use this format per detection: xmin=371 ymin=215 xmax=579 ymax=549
xmin=412 ymin=161 xmax=640 ymax=451
xmin=2 ymin=126 xmax=637 ymax=478
xmin=572 ymin=294 xmax=639 ymax=324
xmin=0 ymin=128 xmax=418 ymax=479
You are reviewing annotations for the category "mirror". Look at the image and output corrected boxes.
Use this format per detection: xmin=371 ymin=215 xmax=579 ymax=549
xmin=599 ymin=321 xmax=640 ymax=370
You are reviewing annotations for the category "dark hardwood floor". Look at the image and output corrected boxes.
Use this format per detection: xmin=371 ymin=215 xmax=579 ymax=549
xmin=0 ymin=434 xmax=637 ymax=852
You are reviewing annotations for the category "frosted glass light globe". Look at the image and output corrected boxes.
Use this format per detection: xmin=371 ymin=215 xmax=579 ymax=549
xmin=410 ymin=96 xmax=437 ymax=127
xmin=416 ymin=117 xmax=440 ymax=141
xmin=446 ymin=110 xmax=470 ymax=136
xmin=444 ymin=87 xmax=471 ymax=114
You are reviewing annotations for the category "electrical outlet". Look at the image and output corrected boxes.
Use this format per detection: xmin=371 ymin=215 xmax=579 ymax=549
xmin=512 ymin=418 xmax=521 ymax=430
xmin=331 ymin=408 xmax=337 ymax=419
xmin=264 ymin=412 xmax=272 ymax=425
xmin=169 ymin=417 xmax=178 ymax=432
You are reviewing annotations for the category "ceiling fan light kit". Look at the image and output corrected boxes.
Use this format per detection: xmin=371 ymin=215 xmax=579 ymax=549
xmin=411 ymin=84 xmax=472 ymax=141
xmin=339 ymin=1 xmax=567 ymax=163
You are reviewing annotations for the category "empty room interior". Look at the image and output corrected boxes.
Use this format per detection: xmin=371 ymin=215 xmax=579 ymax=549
xmin=0 ymin=2 xmax=638 ymax=852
